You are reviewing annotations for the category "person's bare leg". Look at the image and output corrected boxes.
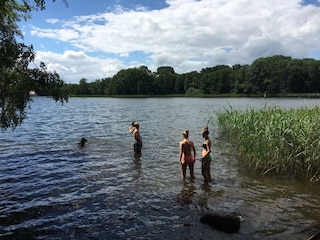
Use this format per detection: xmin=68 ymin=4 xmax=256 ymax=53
xmin=201 ymin=161 xmax=207 ymax=181
xmin=181 ymin=162 xmax=187 ymax=180
xmin=189 ymin=163 xmax=195 ymax=180
xmin=203 ymin=160 xmax=210 ymax=183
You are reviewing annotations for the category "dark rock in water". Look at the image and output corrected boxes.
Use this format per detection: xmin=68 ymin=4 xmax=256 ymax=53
xmin=200 ymin=212 xmax=241 ymax=233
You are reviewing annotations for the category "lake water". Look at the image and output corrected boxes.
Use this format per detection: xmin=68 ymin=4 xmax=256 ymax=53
xmin=0 ymin=97 xmax=319 ymax=239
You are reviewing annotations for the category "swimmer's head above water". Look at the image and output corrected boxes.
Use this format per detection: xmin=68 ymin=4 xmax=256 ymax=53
xmin=79 ymin=138 xmax=88 ymax=149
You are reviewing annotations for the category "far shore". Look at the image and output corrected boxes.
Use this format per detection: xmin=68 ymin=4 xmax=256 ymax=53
xmin=63 ymin=93 xmax=320 ymax=98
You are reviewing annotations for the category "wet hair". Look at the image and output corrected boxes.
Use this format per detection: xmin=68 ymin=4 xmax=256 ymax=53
xmin=79 ymin=138 xmax=88 ymax=149
xmin=202 ymin=126 xmax=209 ymax=134
xmin=182 ymin=129 xmax=189 ymax=138
xmin=132 ymin=121 xmax=139 ymax=128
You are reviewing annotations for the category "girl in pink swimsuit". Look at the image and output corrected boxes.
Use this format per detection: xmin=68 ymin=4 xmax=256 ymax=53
xmin=179 ymin=130 xmax=196 ymax=181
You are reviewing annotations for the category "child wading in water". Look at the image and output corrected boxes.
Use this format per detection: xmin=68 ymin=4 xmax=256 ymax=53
xmin=201 ymin=126 xmax=212 ymax=183
xmin=179 ymin=130 xmax=196 ymax=181
xmin=128 ymin=121 xmax=142 ymax=156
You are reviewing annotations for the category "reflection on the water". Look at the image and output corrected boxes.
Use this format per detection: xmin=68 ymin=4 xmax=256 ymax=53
xmin=197 ymin=183 xmax=213 ymax=209
xmin=177 ymin=182 xmax=196 ymax=205
xmin=133 ymin=156 xmax=142 ymax=176
xmin=177 ymin=181 xmax=217 ymax=210
xmin=1 ymin=97 xmax=320 ymax=239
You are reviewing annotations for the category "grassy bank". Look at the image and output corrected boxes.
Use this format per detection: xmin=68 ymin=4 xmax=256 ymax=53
xmin=216 ymin=106 xmax=320 ymax=182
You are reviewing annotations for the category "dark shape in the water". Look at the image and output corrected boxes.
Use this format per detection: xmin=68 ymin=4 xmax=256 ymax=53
xmin=200 ymin=212 xmax=241 ymax=233
xmin=78 ymin=138 xmax=88 ymax=149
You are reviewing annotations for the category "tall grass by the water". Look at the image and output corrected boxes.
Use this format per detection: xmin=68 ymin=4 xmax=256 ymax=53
xmin=217 ymin=106 xmax=320 ymax=182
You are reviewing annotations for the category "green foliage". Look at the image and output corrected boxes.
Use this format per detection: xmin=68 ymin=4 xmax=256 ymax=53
xmin=217 ymin=106 xmax=320 ymax=181
xmin=0 ymin=0 xmax=68 ymax=131
xmin=65 ymin=55 xmax=320 ymax=97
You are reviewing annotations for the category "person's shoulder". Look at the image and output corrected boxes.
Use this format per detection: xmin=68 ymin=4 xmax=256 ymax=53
xmin=180 ymin=139 xmax=187 ymax=145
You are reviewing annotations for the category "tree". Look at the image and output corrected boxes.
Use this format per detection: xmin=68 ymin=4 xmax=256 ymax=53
xmin=77 ymin=78 xmax=90 ymax=95
xmin=0 ymin=0 xmax=68 ymax=131
xmin=156 ymin=66 xmax=176 ymax=94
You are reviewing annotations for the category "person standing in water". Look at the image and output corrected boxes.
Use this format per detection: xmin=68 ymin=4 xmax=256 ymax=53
xmin=128 ymin=121 xmax=142 ymax=154
xmin=201 ymin=126 xmax=212 ymax=183
xmin=179 ymin=130 xmax=196 ymax=180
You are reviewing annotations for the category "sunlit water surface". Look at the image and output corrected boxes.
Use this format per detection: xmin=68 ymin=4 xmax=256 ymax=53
xmin=0 ymin=97 xmax=319 ymax=239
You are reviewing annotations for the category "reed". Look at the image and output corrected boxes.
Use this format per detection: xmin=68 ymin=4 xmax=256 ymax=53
xmin=216 ymin=106 xmax=320 ymax=182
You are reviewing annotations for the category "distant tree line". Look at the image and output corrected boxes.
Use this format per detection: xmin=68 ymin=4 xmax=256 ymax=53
xmin=63 ymin=55 xmax=320 ymax=96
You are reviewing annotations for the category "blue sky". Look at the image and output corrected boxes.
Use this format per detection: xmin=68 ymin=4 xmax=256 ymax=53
xmin=20 ymin=0 xmax=320 ymax=84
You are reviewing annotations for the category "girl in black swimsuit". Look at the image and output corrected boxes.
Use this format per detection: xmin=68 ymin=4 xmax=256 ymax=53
xmin=201 ymin=127 xmax=212 ymax=183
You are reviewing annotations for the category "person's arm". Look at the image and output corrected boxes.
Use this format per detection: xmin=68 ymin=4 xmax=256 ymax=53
xmin=202 ymin=139 xmax=211 ymax=158
xmin=128 ymin=126 xmax=135 ymax=133
xmin=133 ymin=131 xmax=137 ymax=141
xmin=179 ymin=142 xmax=183 ymax=162
xmin=192 ymin=142 xmax=196 ymax=162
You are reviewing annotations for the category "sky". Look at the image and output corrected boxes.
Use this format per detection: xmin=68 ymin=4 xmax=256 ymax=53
xmin=20 ymin=0 xmax=320 ymax=84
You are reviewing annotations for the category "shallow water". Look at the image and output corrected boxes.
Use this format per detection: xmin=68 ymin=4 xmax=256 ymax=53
xmin=0 ymin=97 xmax=319 ymax=239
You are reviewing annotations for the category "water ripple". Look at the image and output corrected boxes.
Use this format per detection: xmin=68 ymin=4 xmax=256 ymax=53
xmin=1 ymin=97 xmax=320 ymax=239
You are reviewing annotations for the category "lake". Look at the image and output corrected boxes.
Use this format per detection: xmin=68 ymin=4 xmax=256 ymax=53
xmin=0 ymin=97 xmax=319 ymax=239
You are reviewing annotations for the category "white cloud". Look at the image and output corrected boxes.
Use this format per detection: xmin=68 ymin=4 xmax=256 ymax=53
xmin=119 ymin=52 xmax=129 ymax=57
xmin=34 ymin=50 xmax=125 ymax=83
xmin=46 ymin=18 xmax=59 ymax=24
xmin=28 ymin=0 xmax=320 ymax=83
xmin=31 ymin=28 xmax=79 ymax=42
